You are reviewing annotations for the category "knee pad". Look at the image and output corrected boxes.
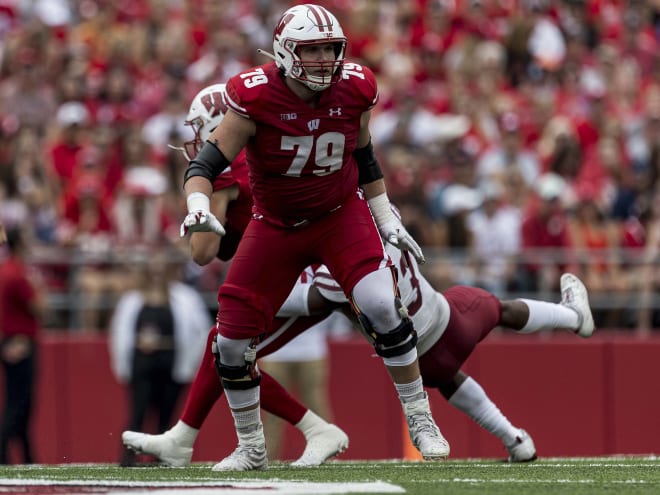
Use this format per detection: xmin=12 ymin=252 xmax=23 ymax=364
xmin=358 ymin=308 xmax=418 ymax=359
xmin=352 ymin=268 xmax=408 ymax=329
xmin=213 ymin=334 xmax=261 ymax=390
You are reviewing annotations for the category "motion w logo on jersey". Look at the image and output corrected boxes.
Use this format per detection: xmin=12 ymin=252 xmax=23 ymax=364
xmin=307 ymin=119 xmax=320 ymax=132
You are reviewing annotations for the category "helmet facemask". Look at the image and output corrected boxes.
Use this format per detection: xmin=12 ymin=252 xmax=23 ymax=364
xmin=181 ymin=117 xmax=208 ymax=162
xmin=286 ymin=39 xmax=346 ymax=91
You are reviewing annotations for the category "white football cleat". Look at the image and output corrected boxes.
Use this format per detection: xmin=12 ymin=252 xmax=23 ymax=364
xmin=560 ymin=273 xmax=595 ymax=338
xmin=212 ymin=426 xmax=268 ymax=472
xmin=122 ymin=430 xmax=193 ymax=467
xmin=403 ymin=392 xmax=450 ymax=460
xmin=291 ymin=423 xmax=349 ymax=467
xmin=506 ymin=429 xmax=537 ymax=462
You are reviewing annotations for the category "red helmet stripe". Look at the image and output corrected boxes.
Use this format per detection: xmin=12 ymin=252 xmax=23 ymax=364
xmin=305 ymin=4 xmax=331 ymax=32
xmin=274 ymin=12 xmax=294 ymax=37
xmin=318 ymin=6 xmax=334 ymax=31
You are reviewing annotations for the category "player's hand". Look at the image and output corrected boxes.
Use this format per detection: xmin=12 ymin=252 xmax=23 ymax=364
xmin=378 ymin=219 xmax=425 ymax=264
xmin=180 ymin=210 xmax=225 ymax=237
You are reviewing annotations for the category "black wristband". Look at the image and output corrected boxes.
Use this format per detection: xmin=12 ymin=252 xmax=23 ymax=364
xmin=183 ymin=140 xmax=231 ymax=185
xmin=353 ymin=140 xmax=384 ymax=185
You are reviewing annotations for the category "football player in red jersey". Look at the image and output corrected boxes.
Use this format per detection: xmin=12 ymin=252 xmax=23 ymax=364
xmin=122 ymin=84 xmax=349 ymax=468
xmin=180 ymin=4 xmax=449 ymax=470
xmin=130 ymin=79 xmax=595 ymax=466
xmin=127 ymin=82 xmax=596 ymax=466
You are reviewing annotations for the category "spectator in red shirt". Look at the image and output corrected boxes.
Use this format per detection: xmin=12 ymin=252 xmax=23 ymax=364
xmin=0 ymin=227 xmax=46 ymax=464
xmin=514 ymin=172 xmax=577 ymax=293
xmin=47 ymin=101 xmax=91 ymax=184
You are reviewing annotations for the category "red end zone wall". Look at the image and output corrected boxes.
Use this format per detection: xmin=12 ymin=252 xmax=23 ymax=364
xmin=4 ymin=332 xmax=659 ymax=464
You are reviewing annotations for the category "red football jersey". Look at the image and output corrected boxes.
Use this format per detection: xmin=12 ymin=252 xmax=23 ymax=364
xmin=212 ymin=149 xmax=252 ymax=261
xmin=224 ymin=61 xmax=378 ymax=227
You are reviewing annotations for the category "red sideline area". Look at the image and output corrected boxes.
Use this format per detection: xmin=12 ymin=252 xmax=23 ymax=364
xmin=6 ymin=332 xmax=659 ymax=464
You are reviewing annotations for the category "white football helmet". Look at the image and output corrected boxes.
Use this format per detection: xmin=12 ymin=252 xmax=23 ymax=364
xmin=178 ymin=84 xmax=227 ymax=161
xmin=272 ymin=4 xmax=346 ymax=91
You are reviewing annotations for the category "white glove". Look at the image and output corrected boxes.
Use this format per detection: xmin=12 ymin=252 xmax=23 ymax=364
xmin=180 ymin=192 xmax=226 ymax=237
xmin=377 ymin=219 xmax=425 ymax=264
xmin=367 ymin=193 xmax=425 ymax=264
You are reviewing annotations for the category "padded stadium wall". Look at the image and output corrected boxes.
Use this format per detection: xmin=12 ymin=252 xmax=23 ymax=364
xmin=6 ymin=332 xmax=658 ymax=463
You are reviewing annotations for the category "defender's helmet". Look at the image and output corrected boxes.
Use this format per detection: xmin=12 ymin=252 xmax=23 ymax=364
xmin=272 ymin=4 xmax=346 ymax=91
xmin=180 ymin=84 xmax=227 ymax=161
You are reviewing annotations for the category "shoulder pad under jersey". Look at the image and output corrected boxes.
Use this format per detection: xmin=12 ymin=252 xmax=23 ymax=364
xmin=224 ymin=63 xmax=278 ymax=119
xmin=340 ymin=60 xmax=379 ymax=110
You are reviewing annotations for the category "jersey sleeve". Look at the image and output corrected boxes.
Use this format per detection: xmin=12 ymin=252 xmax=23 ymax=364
xmin=212 ymin=168 xmax=237 ymax=191
xmin=343 ymin=61 xmax=379 ymax=111
xmin=224 ymin=63 xmax=275 ymax=119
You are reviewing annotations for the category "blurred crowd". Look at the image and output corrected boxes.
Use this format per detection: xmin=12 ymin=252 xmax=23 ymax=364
xmin=1 ymin=0 xmax=659 ymax=331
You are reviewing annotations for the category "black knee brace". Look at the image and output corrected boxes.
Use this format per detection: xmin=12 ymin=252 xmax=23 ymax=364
xmin=212 ymin=335 xmax=261 ymax=390
xmin=358 ymin=311 xmax=418 ymax=359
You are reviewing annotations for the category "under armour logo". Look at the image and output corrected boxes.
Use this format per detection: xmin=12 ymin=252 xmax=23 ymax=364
xmin=329 ymin=107 xmax=342 ymax=117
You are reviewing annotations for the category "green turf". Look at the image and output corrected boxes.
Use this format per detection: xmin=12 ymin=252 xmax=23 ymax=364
xmin=0 ymin=457 xmax=658 ymax=495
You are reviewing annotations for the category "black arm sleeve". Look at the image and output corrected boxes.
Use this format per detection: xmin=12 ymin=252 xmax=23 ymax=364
xmin=183 ymin=140 xmax=232 ymax=186
xmin=353 ymin=140 xmax=384 ymax=185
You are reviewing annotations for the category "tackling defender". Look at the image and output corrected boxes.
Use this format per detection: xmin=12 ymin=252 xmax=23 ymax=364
xmin=314 ymin=238 xmax=594 ymax=463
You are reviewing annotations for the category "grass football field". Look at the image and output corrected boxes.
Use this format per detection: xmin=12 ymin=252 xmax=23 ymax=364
xmin=0 ymin=457 xmax=658 ymax=495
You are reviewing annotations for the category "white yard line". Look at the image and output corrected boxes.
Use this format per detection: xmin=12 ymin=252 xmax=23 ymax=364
xmin=0 ymin=479 xmax=405 ymax=495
